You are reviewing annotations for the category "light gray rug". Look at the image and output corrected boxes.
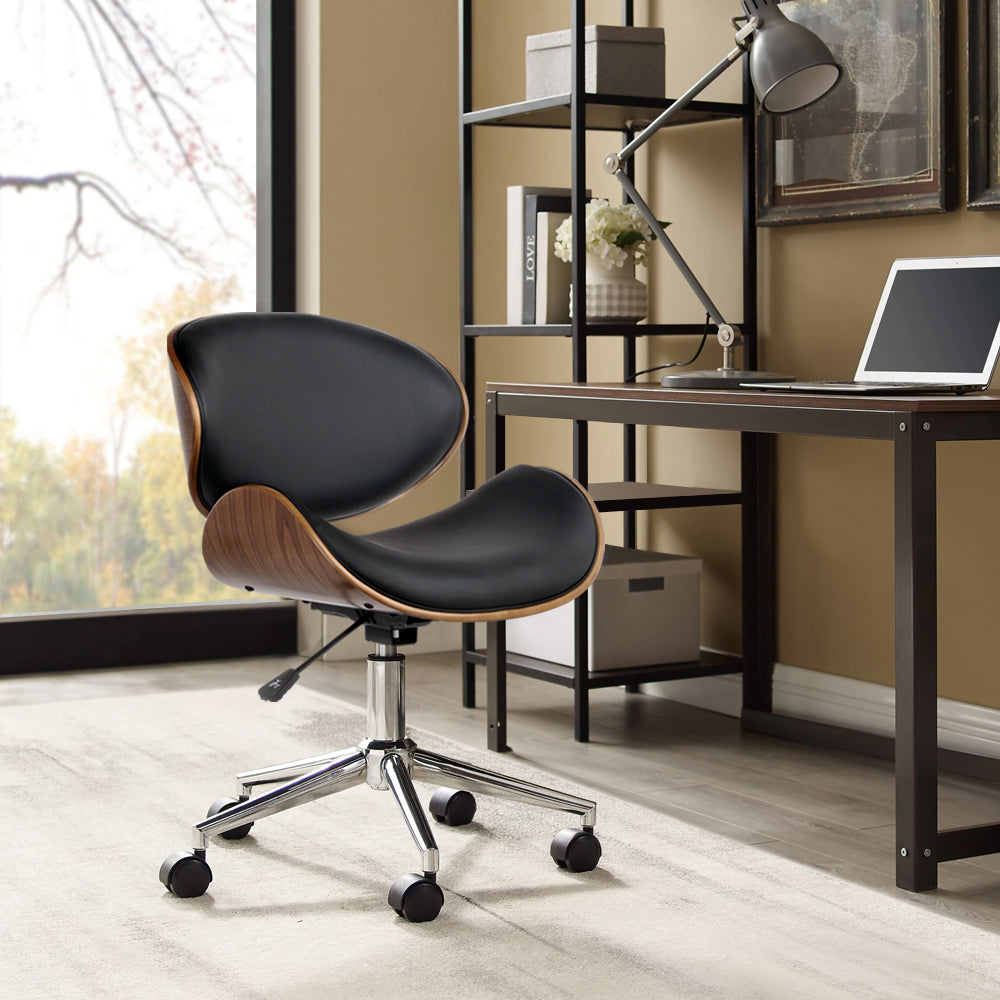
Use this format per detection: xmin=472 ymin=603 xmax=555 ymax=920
xmin=2 ymin=680 xmax=999 ymax=999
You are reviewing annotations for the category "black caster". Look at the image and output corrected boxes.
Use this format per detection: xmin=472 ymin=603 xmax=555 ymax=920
xmin=207 ymin=796 xmax=254 ymax=840
xmin=160 ymin=852 xmax=213 ymax=897
xmin=388 ymin=873 xmax=444 ymax=922
xmin=429 ymin=788 xmax=477 ymax=827
xmin=550 ymin=829 xmax=602 ymax=873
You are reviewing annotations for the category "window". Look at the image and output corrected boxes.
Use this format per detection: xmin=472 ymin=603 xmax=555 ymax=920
xmin=0 ymin=0 xmax=297 ymax=669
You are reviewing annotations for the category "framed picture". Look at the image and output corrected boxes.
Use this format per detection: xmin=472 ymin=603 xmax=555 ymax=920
xmin=969 ymin=0 xmax=1000 ymax=209
xmin=756 ymin=0 xmax=955 ymax=226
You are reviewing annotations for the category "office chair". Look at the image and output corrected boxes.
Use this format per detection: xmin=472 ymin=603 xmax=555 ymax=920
xmin=158 ymin=312 xmax=605 ymax=922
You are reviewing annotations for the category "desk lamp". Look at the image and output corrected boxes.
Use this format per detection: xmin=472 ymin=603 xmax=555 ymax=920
xmin=603 ymin=0 xmax=842 ymax=388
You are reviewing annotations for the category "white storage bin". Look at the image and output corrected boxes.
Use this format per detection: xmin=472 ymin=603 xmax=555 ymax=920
xmin=506 ymin=545 xmax=700 ymax=671
xmin=525 ymin=25 xmax=665 ymax=101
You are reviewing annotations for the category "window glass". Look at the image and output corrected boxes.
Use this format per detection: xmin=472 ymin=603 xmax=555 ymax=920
xmin=0 ymin=0 xmax=256 ymax=613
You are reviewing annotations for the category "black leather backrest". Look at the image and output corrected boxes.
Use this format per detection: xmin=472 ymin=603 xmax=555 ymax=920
xmin=170 ymin=312 xmax=467 ymax=520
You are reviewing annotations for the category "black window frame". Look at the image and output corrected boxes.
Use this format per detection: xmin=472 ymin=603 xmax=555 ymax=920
xmin=2 ymin=0 xmax=299 ymax=674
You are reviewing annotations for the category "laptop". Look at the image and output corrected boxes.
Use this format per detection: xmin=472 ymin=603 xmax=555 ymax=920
xmin=745 ymin=256 xmax=1000 ymax=394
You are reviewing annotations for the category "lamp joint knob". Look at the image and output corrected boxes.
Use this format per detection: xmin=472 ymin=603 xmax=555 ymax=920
xmin=603 ymin=153 xmax=622 ymax=175
xmin=717 ymin=324 xmax=741 ymax=348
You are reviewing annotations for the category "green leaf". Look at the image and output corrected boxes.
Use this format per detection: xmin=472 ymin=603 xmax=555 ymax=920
xmin=614 ymin=229 xmax=647 ymax=249
xmin=613 ymin=223 xmax=670 ymax=250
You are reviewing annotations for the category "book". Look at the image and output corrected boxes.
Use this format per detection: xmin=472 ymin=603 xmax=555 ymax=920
xmin=506 ymin=185 xmax=585 ymax=325
xmin=534 ymin=211 xmax=571 ymax=324
xmin=522 ymin=193 xmax=574 ymax=323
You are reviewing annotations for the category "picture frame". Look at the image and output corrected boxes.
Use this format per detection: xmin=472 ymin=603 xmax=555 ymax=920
xmin=756 ymin=0 xmax=955 ymax=226
xmin=968 ymin=0 xmax=1000 ymax=209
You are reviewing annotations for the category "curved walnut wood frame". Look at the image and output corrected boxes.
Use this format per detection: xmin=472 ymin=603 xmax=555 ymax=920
xmin=202 ymin=483 xmax=604 ymax=623
xmin=167 ymin=326 xmax=209 ymax=515
xmin=167 ymin=323 xmax=471 ymax=519
xmin=168 ymin=321 xmax=601 ymax=621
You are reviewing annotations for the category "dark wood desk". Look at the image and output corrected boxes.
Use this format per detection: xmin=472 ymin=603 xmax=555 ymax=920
xmin=483 ymin=381 xmax=1000 ymax=892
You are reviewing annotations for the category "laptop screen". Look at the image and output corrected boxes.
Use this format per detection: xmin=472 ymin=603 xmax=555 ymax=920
xmin=857 ymin=257 xmax=1000 ymax=382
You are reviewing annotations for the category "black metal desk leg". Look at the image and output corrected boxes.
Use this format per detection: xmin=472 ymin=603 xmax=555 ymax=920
xmin=484 ymin=392 xmax=510 ymax=752
xmin=462 ymin=622 xmax=476 ymax=708
xmin=573 ymin=595 xmax=590 ymax=742
xmin=460 ymin=333 xmax=477 ymax=707
xmin=740 ymin=431 xmax=775 ymax=714
xmin=572 ymin=418 xmax=592 ymax=741
xmin=894 ymin=417 xmax=938 ymax=890
xmin=486 ymin=621 xmax=510 ymax=752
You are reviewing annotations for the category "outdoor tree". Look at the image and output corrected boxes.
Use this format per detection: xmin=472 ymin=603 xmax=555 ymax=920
xmin=121 ymin=277 xmax=241 ymax=604
xmin=0 ymin=1 xmax=256 ymax=613
xmin=0 ymin=0 xmax=255 ymax=286
xmin=0 ymin=277 xmax=241 ymax=613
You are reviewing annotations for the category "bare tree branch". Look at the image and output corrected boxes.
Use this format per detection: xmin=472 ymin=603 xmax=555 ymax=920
xmin=0 ymin=171 xmax=204 ymax=292
xmin=197 ymin=0 xmax=253 ymax=76
xmin=61 ymin=0 xmax=142 ymax=162
xmin=2 ymin=1 xmax=254 ymax=289
xmin=107 ymin=0 xmax=192 ymax=93
xmin=74 ymin=0 xmax=227 ymax=229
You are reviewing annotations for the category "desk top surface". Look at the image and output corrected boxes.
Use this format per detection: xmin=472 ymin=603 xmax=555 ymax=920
xmin=486 ymin=382 xmax=1000 ymax=413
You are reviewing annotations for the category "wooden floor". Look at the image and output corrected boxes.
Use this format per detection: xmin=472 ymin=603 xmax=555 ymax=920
xmin=8 ymin=649 xmax=1000 ymax=932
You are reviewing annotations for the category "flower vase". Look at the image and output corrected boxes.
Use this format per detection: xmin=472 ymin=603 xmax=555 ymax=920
xmin=572 ymin=254 xmax=648 ymax=323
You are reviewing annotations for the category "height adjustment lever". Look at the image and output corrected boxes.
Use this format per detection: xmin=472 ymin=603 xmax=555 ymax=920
xmin=258 ymin=617 xmax=366 ymax=702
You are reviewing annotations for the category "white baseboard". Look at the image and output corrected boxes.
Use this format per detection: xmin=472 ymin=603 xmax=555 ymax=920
xmin=644 ymin=660 xmax=1000 ymax=761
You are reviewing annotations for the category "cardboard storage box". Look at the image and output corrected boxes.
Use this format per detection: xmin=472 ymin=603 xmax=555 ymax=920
xmin=506 ymin=545 xmax=700 ymax=671
xmin=525 ymin=25 xmax=665 ymax=101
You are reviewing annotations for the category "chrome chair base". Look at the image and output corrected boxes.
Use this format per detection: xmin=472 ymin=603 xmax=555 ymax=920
xmin=160 ymin=642 xmax=601 ymax=922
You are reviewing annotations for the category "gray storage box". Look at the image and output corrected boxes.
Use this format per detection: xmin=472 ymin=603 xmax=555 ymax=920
xmin=525 ymin=25 xmax=665 ymax=101
xmin=506 ymin=545 xmax=700 ymax=671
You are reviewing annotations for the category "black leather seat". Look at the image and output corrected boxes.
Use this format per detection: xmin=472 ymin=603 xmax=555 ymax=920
xmin=159 ymin=312 xmax=605 ymax=922
xmin=301 ymin=465 xmax=599 ymax=614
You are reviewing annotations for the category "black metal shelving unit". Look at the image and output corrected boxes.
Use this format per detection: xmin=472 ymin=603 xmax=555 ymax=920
xmin=458 ymin=0 xmax=759 ymax=742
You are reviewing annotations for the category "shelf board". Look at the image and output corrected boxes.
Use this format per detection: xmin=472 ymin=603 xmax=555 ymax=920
xmin=463 ymin=323 xmax=712 ymax=338
xmin=466 ymin=647 xmax=741 ymax=689
xmin=462 ymin=93 xmax=749 ymax=131
xmin=463 ymin=483 xmax=739 ymax=510
xmin=588 ymin=482 xmax=741 ymax=511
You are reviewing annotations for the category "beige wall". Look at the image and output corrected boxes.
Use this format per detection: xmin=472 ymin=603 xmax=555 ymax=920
xmin=758 ymin=1 xmax=1000 ymax=707
xmin=314 ymin=0 xmax=461 ymax=533
xmin=314 ymin=1 xmax=1000 ymax=708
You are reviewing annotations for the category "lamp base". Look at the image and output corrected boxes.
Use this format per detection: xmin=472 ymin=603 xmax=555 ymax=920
xmin=660 ymin=369 xmax=795 ymax=390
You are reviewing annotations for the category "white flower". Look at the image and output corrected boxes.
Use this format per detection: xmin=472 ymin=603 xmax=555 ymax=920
xmin=553 ymin=198 xmax=664 ymax=269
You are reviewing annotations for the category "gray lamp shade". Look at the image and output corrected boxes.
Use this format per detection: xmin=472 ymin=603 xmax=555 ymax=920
xmin=742 ymin=0 xmax=842 ymax=113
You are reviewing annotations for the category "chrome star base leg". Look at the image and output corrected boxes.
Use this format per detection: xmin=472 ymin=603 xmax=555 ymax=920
xmin=160 ymin=636 xmax=601 ymax=922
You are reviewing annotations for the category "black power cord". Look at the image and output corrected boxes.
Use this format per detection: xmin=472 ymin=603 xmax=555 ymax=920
xmin=626 ymin=313 xmax=711 ymax=382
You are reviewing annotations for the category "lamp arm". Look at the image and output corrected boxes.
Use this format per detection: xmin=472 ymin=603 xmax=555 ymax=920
xmin=608 ymin=17 xmax=758 ymax=167
xmin=603 ymin=19 xmax=761 ymax=370
xmin=615 ymin=167 xmax=730 ymax=332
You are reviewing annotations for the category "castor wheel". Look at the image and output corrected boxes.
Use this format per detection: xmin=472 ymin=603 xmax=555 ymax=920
xmin=207 ymin=796 xmax=254 ymax=840
xmin=159 ymin=852 xmax=213 ymax=897
xmin=388 ymin=873 xmax=444 ymax=922
xmin=429 ymin=787 xmax=477 ymax=827
xmin=550 ymin=828 xmax=602 ymax=873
